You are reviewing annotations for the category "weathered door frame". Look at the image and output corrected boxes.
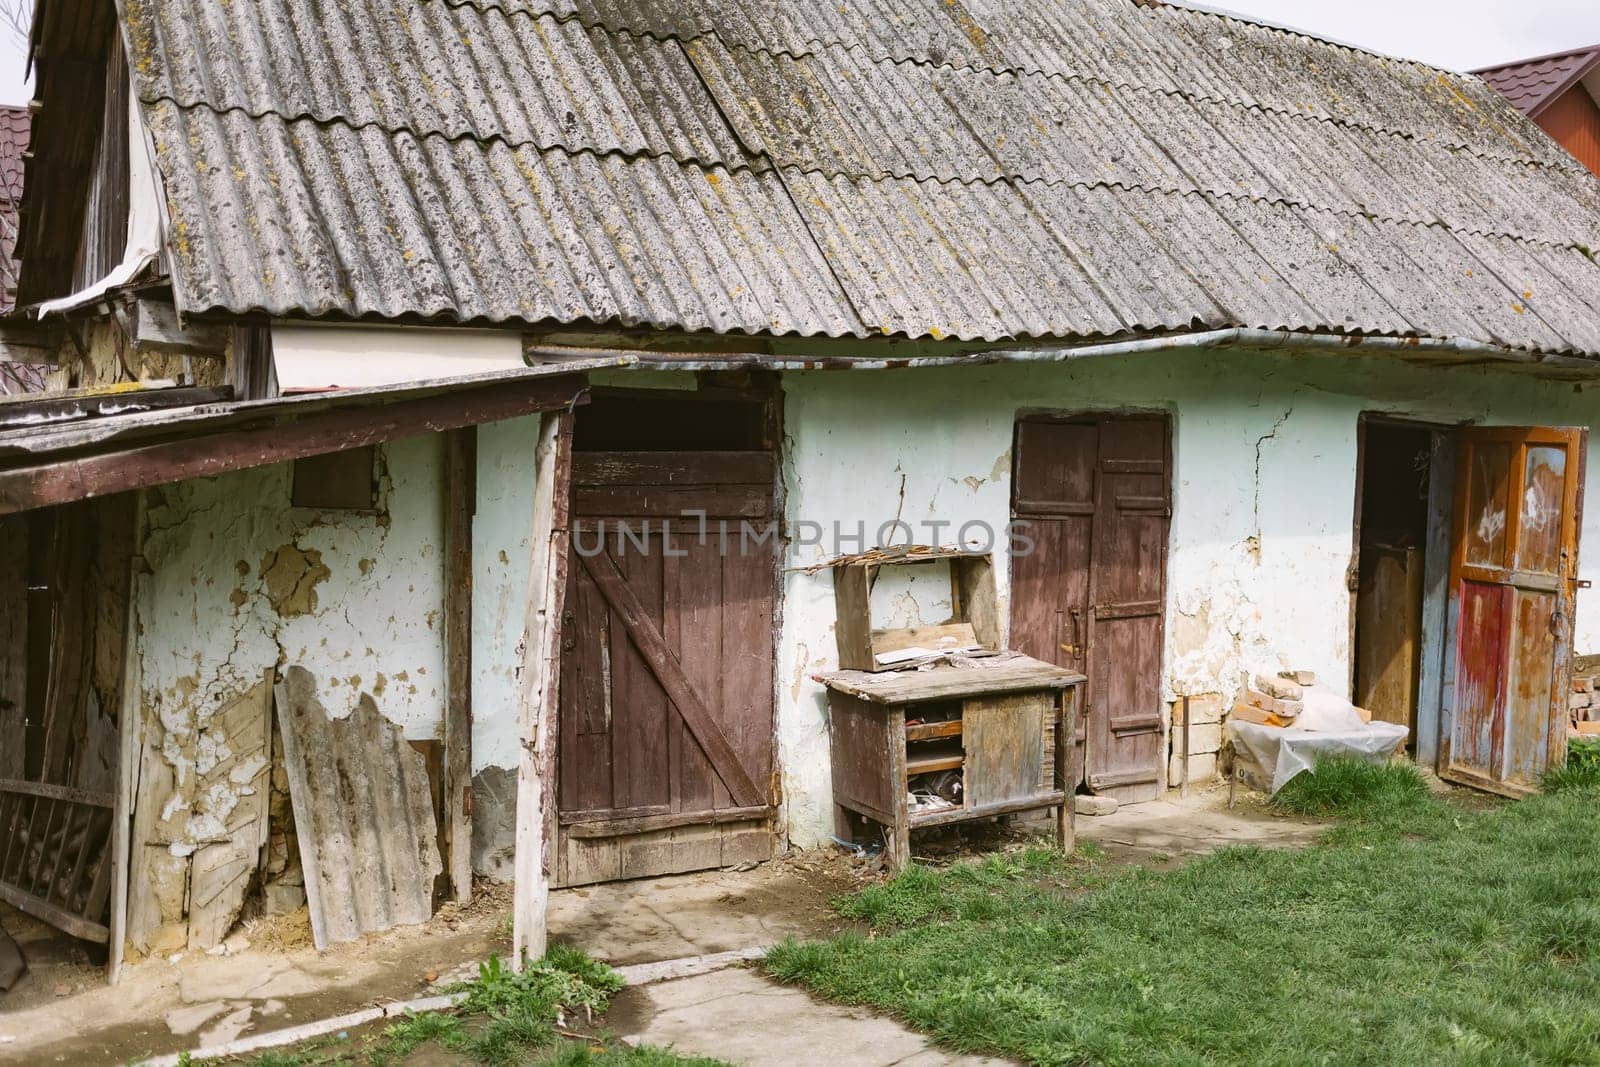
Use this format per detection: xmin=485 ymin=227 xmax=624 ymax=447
xmin=1009 ymin=408 xmax=1174 ymax=801
xmin=1348 ymin=414 xmax=1460 ymax=767
xmin=549 ymin=379 xmax=785 ymax=886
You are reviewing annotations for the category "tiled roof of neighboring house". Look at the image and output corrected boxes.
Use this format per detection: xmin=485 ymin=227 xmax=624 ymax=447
xmin=1475 ymin=45 xmax=1600 ymax=118
xmin=117 ymin=0 xmax=1600 ymax=356
xmin=0 ymin=105 xmax=29 ymax=313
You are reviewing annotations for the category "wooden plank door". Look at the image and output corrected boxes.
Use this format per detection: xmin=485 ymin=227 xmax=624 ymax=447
xmin=1011 ymin=416 xmax=1171 ymax=803
xmin=1442 ymin=427 xmax=1585 ymax=796
xmin=556 ymin=451 xmax=777 ymax=886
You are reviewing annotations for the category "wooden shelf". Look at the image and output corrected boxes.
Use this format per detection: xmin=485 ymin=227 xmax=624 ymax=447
xmin=909 ymin=791 xmax=1067 ymax=830
xmin=905 ymin=720 xmax=962 ymax=742
xmin=905 ymin=753 xmax=964 ymax=775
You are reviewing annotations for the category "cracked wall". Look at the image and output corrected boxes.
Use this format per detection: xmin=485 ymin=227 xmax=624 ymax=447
xmin=129 ymin=436 xmax=449 ymax=952
xmin=777 ymin=348 xmax=1600 ymax=847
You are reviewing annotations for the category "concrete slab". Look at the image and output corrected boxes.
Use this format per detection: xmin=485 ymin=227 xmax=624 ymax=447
xmin=1075 ymin=785 xmax=1326 ymax=863
xmin=610 ymin=966 xmax=1008 ymax=1067
xmin=548 ymin=855 xmax=861 ymax=966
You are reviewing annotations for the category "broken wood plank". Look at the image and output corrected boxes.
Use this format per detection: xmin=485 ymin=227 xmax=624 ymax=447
xmin=577 ymin=548 xmax=764 ymax=808
xmin=128 ymin=298 xmax=229 ymax=355
xmin=275 ymin=668 xmax=441 ymax=951
xmin=0 ymin=879 xmax=109 ymax=943
xmin=0 ymin=375 xmax=588 ymax=515
xmin=185 ymin=673 xmax=273 ymax=951
xmin=444 ymin=427 xmax=476 ymax=904
xmin=513 ymin=411 xmax=573 ymax=970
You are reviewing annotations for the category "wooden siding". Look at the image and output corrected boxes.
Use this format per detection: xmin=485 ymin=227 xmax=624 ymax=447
xmin=1538 ymin=85 xmax=1600 ymax=177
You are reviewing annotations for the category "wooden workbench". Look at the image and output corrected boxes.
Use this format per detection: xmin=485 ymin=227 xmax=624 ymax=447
xmin=819 ymin=655 xmax=1086 ymax=870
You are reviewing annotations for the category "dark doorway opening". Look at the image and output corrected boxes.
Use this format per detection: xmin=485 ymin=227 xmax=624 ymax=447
xmin=1352 ymin=419 xmax=1443 ymax=750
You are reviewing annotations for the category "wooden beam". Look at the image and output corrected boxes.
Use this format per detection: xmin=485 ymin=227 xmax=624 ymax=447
xmin=0 ymin=385 xmax=233 ymax=430
xmin=443 ymin=427 xmax=476 ymax=904
xmin=537 ymin=412 xmax=573 ymax=930
xmin=565 ymin=805 xmax=771 ymax=839
xmin=0 ymin=779 xmax=115 ymax=808
xmin=0 ymin=880 xmax=109 ymax=944
xmin=128 ymin=299 xmax=229 ymax=356
xmin=0 ymin=374 xmax=587 ymax=515
xmin=511 ymin=410 xmax=574 ymax=970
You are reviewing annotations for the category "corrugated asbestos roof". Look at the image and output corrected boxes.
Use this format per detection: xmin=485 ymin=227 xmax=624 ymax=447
xmin=1476 ymin=46 xmax=1600 ymax=119
xmin=119 ymin=0 xmax=1600 ymax=356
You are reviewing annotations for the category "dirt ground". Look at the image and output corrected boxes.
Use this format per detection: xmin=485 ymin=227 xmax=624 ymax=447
xmin=0 ymin=784 xmax=1325 ymax=1066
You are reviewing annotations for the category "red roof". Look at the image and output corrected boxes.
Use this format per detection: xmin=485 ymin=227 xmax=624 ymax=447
xmin=0 ymin=105 xmax=27 ymax=313
xmin=1475 ymin=45 xmax=1600 ymax=118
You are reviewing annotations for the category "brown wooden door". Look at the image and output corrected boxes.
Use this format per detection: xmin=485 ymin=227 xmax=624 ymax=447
xmin=1442 ymin=427 xmax=1585 ymax=796
xmin=1011 ymin=416 xmax=1171 ymax=802
xmin=556 ymin=451 xmax=777 ymax=886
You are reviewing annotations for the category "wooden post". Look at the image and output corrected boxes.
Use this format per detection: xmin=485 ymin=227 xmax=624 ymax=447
xmin=444 ymin=428 xmax=477 ymax=903
xmin=1057 ymin=685 xmax=1081 ymax=856
xmin=108 ymin=490 xmax=146 ymax=983
xmin=511 ymin=410 xmax=574 ymax=970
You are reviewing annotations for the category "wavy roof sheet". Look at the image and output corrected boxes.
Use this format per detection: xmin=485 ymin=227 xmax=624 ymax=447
xmin=120 ymin=0 xmax=1600 ymax=356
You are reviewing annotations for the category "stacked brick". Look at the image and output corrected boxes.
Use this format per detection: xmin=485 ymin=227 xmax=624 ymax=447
xmin=1232 ymin=672 xmax=1308 ymax=726
xmin=1572 ymin=654 xmax=1600 ymax=738
xmin=1169 ymin=694 xmax=1224 ymax=784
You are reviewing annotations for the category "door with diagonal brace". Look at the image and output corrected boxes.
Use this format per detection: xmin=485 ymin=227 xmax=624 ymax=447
xmin=554 ymin=450 xmax=777 ymax=886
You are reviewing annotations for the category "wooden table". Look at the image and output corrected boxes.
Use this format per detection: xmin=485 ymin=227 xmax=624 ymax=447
xmin=819 ymin=655 xmax=1086 ymax=870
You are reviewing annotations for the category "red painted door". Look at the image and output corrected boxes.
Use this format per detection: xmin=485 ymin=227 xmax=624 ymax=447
xmin=555 ymin=451 xmax=777 ymax=886
xmin=1011 ymin=417 xmax=1171 ymax=802
xmin=1443 ymin=427 xmax=1585 ymax=796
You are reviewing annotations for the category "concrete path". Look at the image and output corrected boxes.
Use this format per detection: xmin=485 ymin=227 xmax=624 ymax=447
xmin=612 ymin=966 xmax=1008 ymax=1066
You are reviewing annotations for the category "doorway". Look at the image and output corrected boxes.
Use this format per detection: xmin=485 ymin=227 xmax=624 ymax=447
xmin=1354 ymin=418 xmax=1587 ymax=793
xmin=1352 ymin=420 xmax=1441 ymax=747
xmin=554 ymin=383 xmax=781 ymax=886
xmin=1009 ymin=414 xmax=1171 ymax=804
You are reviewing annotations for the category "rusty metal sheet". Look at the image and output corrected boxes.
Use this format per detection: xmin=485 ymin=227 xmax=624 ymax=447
xmin=274 ymin=666 xmax=443 ymax=950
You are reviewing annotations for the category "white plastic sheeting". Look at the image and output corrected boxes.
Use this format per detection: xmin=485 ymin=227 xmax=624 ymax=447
xmin=1231 ymin=721 xmax=1411 ymax=793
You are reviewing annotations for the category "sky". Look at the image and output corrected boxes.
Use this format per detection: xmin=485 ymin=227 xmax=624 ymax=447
xmin=0 ymin=0 xmax=1597 ymax=105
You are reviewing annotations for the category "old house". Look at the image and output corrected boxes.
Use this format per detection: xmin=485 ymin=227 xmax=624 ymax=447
xmin=4 ymin=0 xmax=1600 ymax=979
xmin=1478 ymin=45 xmax=1600 ymax=176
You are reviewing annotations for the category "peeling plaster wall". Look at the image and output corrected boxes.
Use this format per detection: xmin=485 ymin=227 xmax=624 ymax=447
xmin=131 ymin=436 xmax=448 ymax=949
xmin=469 ymin=413 xmax=546 ymax=879
xmin=777 ymin=349 xmax=1600 ymax=847
xmin=471 ymin=414 xmax=543 ymax=778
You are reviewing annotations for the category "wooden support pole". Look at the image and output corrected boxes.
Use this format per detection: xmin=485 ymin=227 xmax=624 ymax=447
xmin=444 ymin=428 xmax=477 ymax=904
xmin=109 ymin=489 xmax=146 ymax=983
xmin=511 ymin=410 xmax=575 ymax=970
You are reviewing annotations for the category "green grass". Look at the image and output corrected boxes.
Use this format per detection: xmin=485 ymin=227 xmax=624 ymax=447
xmin=767 ymin=758 xmax=1600 ymax=1065
xmin=202 ymin=949 xmax=720 ymax=1067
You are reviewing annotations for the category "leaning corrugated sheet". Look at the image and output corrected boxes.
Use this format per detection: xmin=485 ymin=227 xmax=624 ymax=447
xmin=123 ymin=0 xmax=1600 ymax=356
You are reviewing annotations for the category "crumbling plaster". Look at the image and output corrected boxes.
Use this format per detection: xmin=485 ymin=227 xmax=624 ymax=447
xmin=132 ymin=435 xmax=449 ymax=940
xmin=777 ymin=348 xmax=1600 ymax=846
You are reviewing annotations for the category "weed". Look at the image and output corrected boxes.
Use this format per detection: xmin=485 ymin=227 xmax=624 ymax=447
xmin=1545 ymin=737 xmax=1600 ymax=793
xmin=1271 ymin=756 xmax=1431 ymax=818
